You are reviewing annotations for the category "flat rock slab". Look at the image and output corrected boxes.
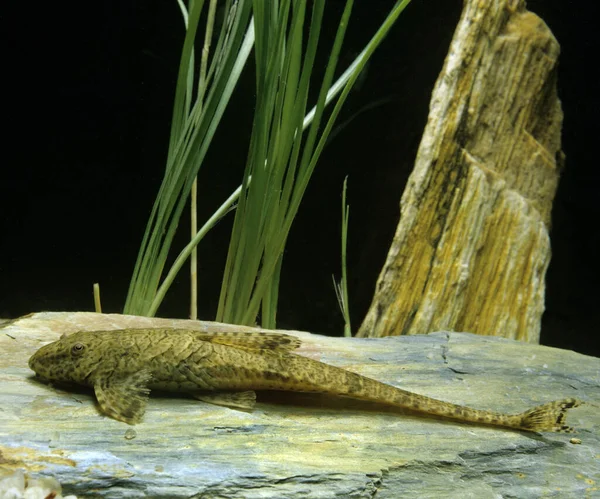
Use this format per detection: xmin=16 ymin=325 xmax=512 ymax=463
xmin=1 ymin=312 xmax=599 ymax=498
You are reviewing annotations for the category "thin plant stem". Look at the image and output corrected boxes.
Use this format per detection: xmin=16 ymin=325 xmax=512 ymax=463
xmin=93 ymin=283 xmax=102 ymax=313
xmin=191 ymin=178 xmax=198 ymax=319
xmin=340 ymin=177 xmax=351 ymax=336
xmin=190 ymin=0 xmax=218 ymax=320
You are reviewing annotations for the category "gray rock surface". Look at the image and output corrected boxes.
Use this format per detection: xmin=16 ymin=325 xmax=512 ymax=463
xmin=1 ymin=312 xmax=598 ymax=498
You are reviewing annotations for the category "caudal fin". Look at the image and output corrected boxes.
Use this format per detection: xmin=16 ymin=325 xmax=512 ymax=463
xmin=517 ymin=398 xmax=582 ymax=432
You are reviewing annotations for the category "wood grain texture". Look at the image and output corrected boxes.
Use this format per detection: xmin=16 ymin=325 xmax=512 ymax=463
xmin=1 ymin=312 xmax=598 ymax=498
xmin=358 ymin=0 xmax=563 ymax=342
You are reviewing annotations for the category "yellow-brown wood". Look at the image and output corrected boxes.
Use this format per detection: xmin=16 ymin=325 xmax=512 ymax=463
xmin=358 ymin=0 xmax=563 ymax=343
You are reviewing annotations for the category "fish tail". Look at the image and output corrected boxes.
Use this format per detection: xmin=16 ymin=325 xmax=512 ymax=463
xmin=345 ymin=374 xmax=583 ymax=433
xmin=281 ymin=356 xmax=583 ymax=433
xmin=513 ymin=398 xmax=582 ymax=433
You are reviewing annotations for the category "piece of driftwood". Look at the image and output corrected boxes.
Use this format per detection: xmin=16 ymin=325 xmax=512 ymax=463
xmin=358 ymin=0 xmax=564 ymax=342
xmin=1 ymin=312 xmax=598 ymax=498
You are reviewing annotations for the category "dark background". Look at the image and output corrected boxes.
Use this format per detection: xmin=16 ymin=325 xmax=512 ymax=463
xmin=2 ymin=1 xmax=598 ymax=357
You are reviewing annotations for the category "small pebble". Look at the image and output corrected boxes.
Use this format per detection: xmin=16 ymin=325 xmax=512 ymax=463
xmin=124 ymin=428 xmax=137 ymax=440
xmin=0 ymin=470 xmax=77 ymax=499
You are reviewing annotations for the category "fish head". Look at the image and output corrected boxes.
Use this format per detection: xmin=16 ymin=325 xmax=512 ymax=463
xmin=28 ymin=331 xmax=108 ymax=385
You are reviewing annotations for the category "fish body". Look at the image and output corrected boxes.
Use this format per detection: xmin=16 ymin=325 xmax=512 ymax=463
xmin=28 ymin=328 xmax=581 ymax=431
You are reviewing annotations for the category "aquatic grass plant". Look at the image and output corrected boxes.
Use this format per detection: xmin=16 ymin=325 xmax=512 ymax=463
xmin=216 ymin=0 xmax=357 ymax=328
xmin=333 ymin=177 xmax=351 ymax=336
xmin=124 ymin=0 xmax=254 ymax=316
xmin=124 ymin=0 xmax=412 ymax=329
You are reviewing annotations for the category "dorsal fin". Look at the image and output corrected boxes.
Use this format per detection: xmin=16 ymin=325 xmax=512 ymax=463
xmin=87 ymin=328 xmax=302 ymax=353
xmin=195 ymin=331 xmax=302 ymax=352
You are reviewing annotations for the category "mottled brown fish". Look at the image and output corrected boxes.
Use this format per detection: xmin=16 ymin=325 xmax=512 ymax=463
xmin=28 ymin=328 xmax=582 ymax=431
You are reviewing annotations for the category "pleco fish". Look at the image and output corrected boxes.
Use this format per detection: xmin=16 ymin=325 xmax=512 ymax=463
xmin=28 ymin=328 xmax=582 ymax=430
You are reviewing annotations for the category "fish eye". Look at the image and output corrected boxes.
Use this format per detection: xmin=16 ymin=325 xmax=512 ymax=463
xmin=71 ymin=343 xmax=86 ymax=356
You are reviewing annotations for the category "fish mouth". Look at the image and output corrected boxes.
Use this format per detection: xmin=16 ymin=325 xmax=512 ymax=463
xmin=28 ymin=367 xmax=49 ymax=383
xmin=28 ymin=353 xmax=38 ymax=371
xmin=28 ymin=350 xmax=49 ymax=380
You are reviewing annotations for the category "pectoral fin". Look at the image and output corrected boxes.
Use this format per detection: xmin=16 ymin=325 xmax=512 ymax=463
xmin=93 ymin=370 xmax=152 ymax=425
xmin=193 ymin=390 xmax=257 ymax=411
